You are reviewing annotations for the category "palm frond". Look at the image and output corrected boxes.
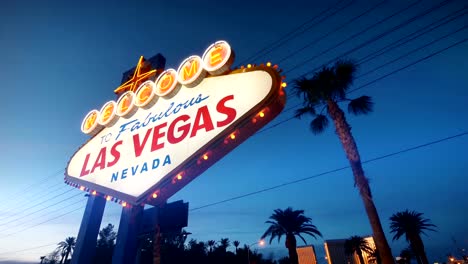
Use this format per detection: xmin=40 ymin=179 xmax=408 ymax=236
xmin=310 ymin=114 xmax=329 ymax=134
xmin=348 ymin=95 xmax=374 ymax=115
xmin=334 ymin=60 xmax=357 ymax=96
xmin=295 ymin=106 xmax=316 ymax=119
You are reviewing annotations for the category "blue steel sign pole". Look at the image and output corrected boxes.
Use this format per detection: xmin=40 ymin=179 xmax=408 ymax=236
xmin=71 ymin=195 xmax=106 ymax=264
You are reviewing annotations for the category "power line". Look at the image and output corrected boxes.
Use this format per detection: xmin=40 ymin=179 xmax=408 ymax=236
xmin=0 ymin=243 xmax=57 ymax=257
xmin=356 ymin=25 xmax=468 ymax=80
xmin=190 ymin=131 xmax=468 ymax=211
xmin=0 ymin=188 xmax=76 ymax=225
xmin=0 ymin=192 xmax=84 ymax=231
xmin=3 ymin=202 xmax=85 ymax=238
xmin=0 ymin=182 xmax=71 ymax=221
xmin=292 ymin=0 xmax=456 ymax=77
xmin=260 ymin=35 xmax=468 ymax=134
xmin=356 ymin=6 xmax=468 ymax=65
xmin=277 ymin=0 xmax=417 ymax=65
xmin=0 ymin=169 xmax=63 ymax=212
xmin=238 ymin=0 xmax=354 ymax=65
xmin=348 ymin=37 xmax=468 ymax=93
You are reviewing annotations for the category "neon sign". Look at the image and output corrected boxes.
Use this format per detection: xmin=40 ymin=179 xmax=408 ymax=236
xmin=66 ymin=40 xmax=286 ymax=206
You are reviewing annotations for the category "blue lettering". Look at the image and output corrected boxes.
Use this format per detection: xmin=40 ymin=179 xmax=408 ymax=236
xmin=113 ymin=94 xmax=210 ymax=140
xmin=152 ymin=158 xmax=160 ymax=169
xmin=140 ymin=162 xmax=148 ymax=173
xmin=164 ymin=102 xmax=175 ymax=117
xmin=131 ymin=121 xmax=141 ymax=132
xmin=163 ymin=155 xmax=171 ymax=166
xmin=111 ymin=172 xmax=118 ymax=182
xmin=131 ymin=165 xmax=139 ymax=176
xmin=121 ymin=168 xmax=128 ymax=179
xmin=115 ymin=119 xmax=138 ymax=140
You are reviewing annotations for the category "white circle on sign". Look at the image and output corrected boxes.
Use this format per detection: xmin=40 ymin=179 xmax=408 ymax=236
xmin=177 ymin=55 xmax=206 ymax=87
xmin=202 ymin=40 xmax=233 ymax=75
xmin=116 ymin=91 xmax=136 ymax=117
xmin=155 ymin=69 xmax=179 ymax=96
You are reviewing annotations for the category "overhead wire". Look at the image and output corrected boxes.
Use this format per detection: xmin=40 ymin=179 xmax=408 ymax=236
xmin=190 ymin=131 xmax=468 ymax=211
xmin=237 ymin=0 xmax=355 ymax=65
xmin=258 ymin=35 xmax=468 ymax=134
xmin=292 ymin=0 xmax=456 ymax=77
xmin=276 ymin=0 xmax=417 ymax=64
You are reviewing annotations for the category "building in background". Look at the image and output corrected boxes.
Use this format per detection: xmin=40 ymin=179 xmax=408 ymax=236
xmin=297 ymin=245 xmax=318 ymax=264
xmin=324 ymin=236 xmax=376 ymax=264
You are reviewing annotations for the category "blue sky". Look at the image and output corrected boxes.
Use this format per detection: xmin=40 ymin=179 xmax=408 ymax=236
xmin=0 ymin=0 xmax=467 ymax=263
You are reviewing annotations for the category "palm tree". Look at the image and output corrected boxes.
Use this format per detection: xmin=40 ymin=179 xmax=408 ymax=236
xmin=261 ymin=207 xmax=321 ymax=264
xmin=293 ymin=60 xmax=393 ymax=264
xmin=345 ymin=236 xmax=374 ymax=264
xmin=57 ymin=237 xmax=76 ymax=264
xmin=219 ymin=238 xmax=230 ymax=252
xmin=233 ymin=240 xmax=240 ymax=253
xmin=390 ymin=210 xmax=436 ymax=264
xmin=207 ymin=240 xmax=216 ymax=253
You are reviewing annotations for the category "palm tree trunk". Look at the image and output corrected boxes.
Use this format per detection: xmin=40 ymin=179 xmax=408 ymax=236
xmin=327 ymin=100 xmax=394 ymax=264
xmin=59 ymin=254 xmax=65 ymax=264
xmin=285 ymin=234 xmax=299 ymax=264
xmin=413 ymin=236 xmax=429 ymax=264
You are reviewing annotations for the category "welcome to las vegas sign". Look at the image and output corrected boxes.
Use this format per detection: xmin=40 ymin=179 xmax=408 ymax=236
xmin=65 ymin=40 xmax=286 ymax=206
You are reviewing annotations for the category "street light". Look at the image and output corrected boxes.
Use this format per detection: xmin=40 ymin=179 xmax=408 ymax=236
xmin=247 ymin=240 xmax=265 ymax=264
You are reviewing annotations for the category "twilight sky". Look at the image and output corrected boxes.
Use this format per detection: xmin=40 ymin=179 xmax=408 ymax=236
xmin=0 ymin=0 xmax=467 ymax=263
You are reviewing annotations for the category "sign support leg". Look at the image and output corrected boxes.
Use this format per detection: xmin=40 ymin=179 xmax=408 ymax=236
xmin=71 ymin=195 xmax=106 ymax=264
xmin=112 ymin=204 xmax=144 ymax=264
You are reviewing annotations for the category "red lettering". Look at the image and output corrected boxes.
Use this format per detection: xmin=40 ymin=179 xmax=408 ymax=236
xmin=80 ymin=153 xmax=91 ymax=177
xmin=107 ymin=141 xmax=123 ymax=167
xmin=133 ymin=128 xmax=152 ymax=158
xmin=168 ymin=115 xmax=191 ymax=144
xmin=151 ymin=122 xmax=167 ymax=152
xmin=190 ymin=106 xmax=214 ymax=138
xmin=216 ymin=95 xmax=236 ymax=127
xmin=91 ymin=147 xmax=107 ymax=173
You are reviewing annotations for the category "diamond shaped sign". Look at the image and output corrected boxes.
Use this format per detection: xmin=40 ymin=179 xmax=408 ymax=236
xmin=65 ymin=42 xmax=286 ymax=205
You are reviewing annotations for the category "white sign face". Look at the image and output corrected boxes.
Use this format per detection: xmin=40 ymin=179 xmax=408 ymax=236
xmin=66 ymin=70 xmax=277 ymax=201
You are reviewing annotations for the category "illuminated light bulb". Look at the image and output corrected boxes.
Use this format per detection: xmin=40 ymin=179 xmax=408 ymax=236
xmin=259 ymin=112 xmax=265 ymax=118
xmin=79 ymin=186 xmax=85 ymax=191
xmin=273 ymin=64 xmax=278 ymax=69
xmin=259 ymin=240 xmax=265 ymax=246
xmin=247 ymin=64 xmax=252 ymax=68
xmin=230 ymin=133 xmax=236 ymax=140
xmin=203 ymin=154 xmax=209 ymax=160
xmin=252 ymin=118 xmax=257 ymax=124
xmin=152 ymin=193 xmax=158 ymax=199
xmin=122 ymin=202 xmax=127 ymax=207
xmin=176 ymin=173 xmax=183 ymax=180
xmin=106 ymin=196 xmax=111 ymax=201
xmin=92 ymin=190 xmax=97 ymax=196
xmin=266 ymin=62 xmax=272 ymax=67
xmin=281 ymin=82 xmax=287 ymax=88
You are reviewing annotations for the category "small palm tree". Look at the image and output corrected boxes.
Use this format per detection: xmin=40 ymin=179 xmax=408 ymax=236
xmin=57 ymin=237 xmax=76 ymax=264
xmin=261 ymin=207 xmax=321 ymax=264
xmin=345 ymin=236 xmax=374 ymax=264
xmin=293 ymin=60 xmax=393 ymax=264
xmin=207 ymin=240 xmax=216 ymax=253
xmin=390 ymin=210 xmax=436 ymax=264
xmin=233 ymin=240 xmax=240 ymax=253
xmin=219 ymin=238 xmax=230 ymax=252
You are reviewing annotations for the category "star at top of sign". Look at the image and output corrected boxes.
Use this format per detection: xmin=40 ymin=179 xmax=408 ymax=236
xmin=114 ymin=56 xmax=157 ymax=94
